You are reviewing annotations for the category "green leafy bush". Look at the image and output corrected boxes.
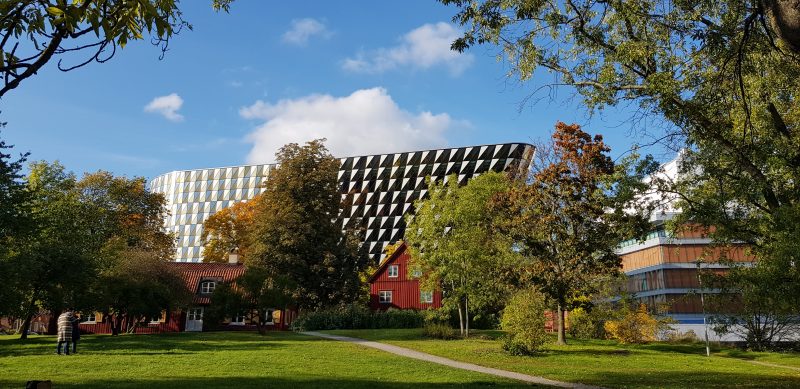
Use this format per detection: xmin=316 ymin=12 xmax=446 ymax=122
xmin=291 ymin=304 xmax=423 ymax=331
xmin=423 ymin=322 xmax=459 ymax=339
xmin=568 ymin=306 xmax=610 ymax=339
xmin=501 ymin=288 xmax=548 ymax=355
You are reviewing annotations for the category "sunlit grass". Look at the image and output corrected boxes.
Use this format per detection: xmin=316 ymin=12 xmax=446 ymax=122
xmin=327 ymin=329 xmax=800 ymax=388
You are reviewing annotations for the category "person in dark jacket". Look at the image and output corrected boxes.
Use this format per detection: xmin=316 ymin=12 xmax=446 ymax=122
xmin=70 ymin=315 xmax=81 ymax=354
xmin=56 ymin=310 xmax=73 ymax=355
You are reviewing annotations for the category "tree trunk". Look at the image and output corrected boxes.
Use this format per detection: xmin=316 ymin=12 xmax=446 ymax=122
xmin=556 ymin=304 xmax=567 ymax=345
xmin=457 ymin=301 xmax=465 ymax=335
xmin=112 ymin=314 xmax=123 ymax=336
xmin=18 ymin=295 xmax=37 ymax=340
xmin=47 ymin=309 xmax=61 ymax=335
xmin=464 ymin=296 xmax=470 ymax=338
xmin=763 ymin=0 xmax=800 ymax=55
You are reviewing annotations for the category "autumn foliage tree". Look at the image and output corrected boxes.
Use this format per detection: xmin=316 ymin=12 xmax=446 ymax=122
xmin=494 ymin=123 xmax=654 ymax=345
xmin=201 ymin=195 xmax=260 ymax=263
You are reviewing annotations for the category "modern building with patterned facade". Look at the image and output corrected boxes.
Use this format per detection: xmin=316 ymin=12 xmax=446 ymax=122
xmin=150 ymin=143 xmax=535 ymax=262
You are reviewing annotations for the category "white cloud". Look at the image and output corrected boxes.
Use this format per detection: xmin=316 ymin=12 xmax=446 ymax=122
xmin=342 ymin=22 xmax=473 ymax=76
xmin=144 ymin=93 xmax=184 ymax=122
xmin=282 ymin=18 xmax=331 ymax=46
xmin=240 ymin=87 xmax=458 ymax=163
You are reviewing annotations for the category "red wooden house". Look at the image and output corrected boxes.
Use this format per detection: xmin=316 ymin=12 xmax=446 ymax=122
xmin=77 ymin=260 xmax=296 ymax=334
xmin=369 ymin=243 xmax=442 ymax=310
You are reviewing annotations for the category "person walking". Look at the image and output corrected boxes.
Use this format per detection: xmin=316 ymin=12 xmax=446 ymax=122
xmin=71 ymin=314 xmax=81 ymax=354
xmin=56 ymin=309 xmax=73 ymax=355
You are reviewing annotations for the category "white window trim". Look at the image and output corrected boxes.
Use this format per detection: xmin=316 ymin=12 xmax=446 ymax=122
xmin=388 ymin=265 xmax=399 ymax=278
xmin=420 ymin=291 xmax=434 ymax=304
xmin=81 ymin=313 xmax=97 ymax=324
xmin=231 ymin=313 xmax=246 ymax=326
xmin=200 ymin=280 xmax=216 ymax=294
xmin=379 ymin=290 xmax=393 ymax=304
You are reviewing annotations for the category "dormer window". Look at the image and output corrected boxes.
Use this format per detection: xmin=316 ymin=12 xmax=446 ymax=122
xmin=200 ymin=280 xmax=216 ymax=294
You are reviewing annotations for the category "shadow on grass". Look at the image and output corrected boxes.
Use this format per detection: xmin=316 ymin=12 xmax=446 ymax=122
xmin=577 ymin=369 xmax=800 ymax=389
xmin=0 ymin=331 xmax=314 ymax=357
xmin=0 ymin=376 xmax=533 ymax=389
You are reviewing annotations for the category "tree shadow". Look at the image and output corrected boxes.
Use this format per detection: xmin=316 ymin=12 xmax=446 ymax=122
xmin=0 ymin=376 xmax=536 ymax=389
xmin=0 ymin=331 xmax=304 ymax=357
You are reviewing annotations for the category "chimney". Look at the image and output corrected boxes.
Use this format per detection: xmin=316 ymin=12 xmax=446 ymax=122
xmin=228 ymin=252 xmax=239 ymax=264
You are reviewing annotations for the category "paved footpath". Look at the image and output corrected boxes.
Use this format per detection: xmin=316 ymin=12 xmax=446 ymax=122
xmin=302 ymin=331 xmax=602 ymax=388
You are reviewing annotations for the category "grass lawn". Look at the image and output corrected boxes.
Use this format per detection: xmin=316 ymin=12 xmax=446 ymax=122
xmin=326 ymin=329 xmax=800 ymax=389
xmin=0 ymin=331 xmax=532 ymax=388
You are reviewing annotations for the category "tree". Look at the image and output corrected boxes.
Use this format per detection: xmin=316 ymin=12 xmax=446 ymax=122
xmin=10 ymin=161 xmax=96 ymax=339
xmin=405 ymin=171 xmax=517 ymax=336
xmin=248 ymin=139 xmax=369 ymax=310
xmin=201 ymin=195 xmax=260 ymax=263
xmin=493 ymin=123 xmax=654 ymax=345
xmin=441 ymin=0 xmax=800 ymax=317
xmin=0 ymin=131 xmax=29 ymax=318
xmin=94 ymin=251 xmax=190 ymax=335
xmin=0 ymin=0 xmax=233 ymax=98
xmin=705 ymin=256 xmax=800 ymax=350
xmin=207 ymin=266 xmax=295 ymax=334
xmin=76 ymin=171 xmax=179 ymax=335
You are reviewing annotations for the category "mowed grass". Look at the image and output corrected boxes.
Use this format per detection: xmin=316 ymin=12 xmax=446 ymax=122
xmin=327 ymin=329 xmax=800 ymax=389
xmin=0 ymin=331 xmax=532 ymax=388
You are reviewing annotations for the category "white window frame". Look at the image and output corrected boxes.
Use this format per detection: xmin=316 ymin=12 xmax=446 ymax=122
xmin=187 ymin=308 xmax=204 ymax=321
xmin=200 ymin=280 xmax=216 ymax=294
xmin=379 ymin=290 xmax=392 ymax=304
xmin=388 ymin=265 xmax=399 ymax=278
xmin=231 ymin=313 xmax=246 ymax=325
xmin=420 ymin=291 xmax=434 ymax=304
xmin=80 ymin=313 xmax=97 ymax=324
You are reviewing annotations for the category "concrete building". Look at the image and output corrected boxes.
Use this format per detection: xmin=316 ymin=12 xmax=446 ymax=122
xmin=150 ymin=143 xmax=535 ymax=262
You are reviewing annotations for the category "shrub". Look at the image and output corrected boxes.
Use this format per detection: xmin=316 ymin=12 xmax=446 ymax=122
xmin=604 ymin=304 xmax=659 ymax=343
xmin=664 ymin=329 xmax=699 ymax=343
xmin=423 ymin=322 xmax=459 ymax=339
xmin=291 ymin=304 xmax=424 ymax=331
xmin=568 ymin=306 xmax=612 ymax=339
xmin=501 ymin=288 xmax=548 ymax=355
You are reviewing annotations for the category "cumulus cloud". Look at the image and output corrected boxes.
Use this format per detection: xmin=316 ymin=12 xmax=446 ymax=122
xmin=241 ymin=87 xmax=457 ymax=163
xmin=144 ymin=93 xmax=184 ymax=122
xmin=342 ymin=22 xmax=473 ymax=76
xmin=282 ymin=18 xmax=331 ymax=46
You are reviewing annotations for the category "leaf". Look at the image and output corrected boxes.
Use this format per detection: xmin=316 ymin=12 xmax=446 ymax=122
xmin=46 ymin=6 xmax=64 ymax=17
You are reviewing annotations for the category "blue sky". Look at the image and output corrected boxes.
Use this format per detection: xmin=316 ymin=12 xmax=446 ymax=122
xmin=0 ymin=1 xmax=671 ymax=181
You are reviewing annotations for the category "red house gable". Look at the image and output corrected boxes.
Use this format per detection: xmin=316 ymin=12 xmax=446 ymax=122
xmin=170 ymin=262 xmax=246 ymax=305
xmin=369 ymin=243 xmax=442 ymax=310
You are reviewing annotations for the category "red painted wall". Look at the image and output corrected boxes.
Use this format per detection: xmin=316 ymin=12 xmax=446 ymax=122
xmin=369 ymin=245 xmax=442 ymax=310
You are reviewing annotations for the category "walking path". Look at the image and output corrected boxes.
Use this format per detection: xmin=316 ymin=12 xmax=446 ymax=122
xmin=301 ymin=331 xmax=602 ymax=388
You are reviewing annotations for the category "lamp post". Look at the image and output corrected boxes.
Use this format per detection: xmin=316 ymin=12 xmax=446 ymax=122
xmin=697 ymin=260 xmax=711 ymax=357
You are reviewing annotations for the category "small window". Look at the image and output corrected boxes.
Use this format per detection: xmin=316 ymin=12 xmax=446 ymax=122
xmin=264 ymin=309 xmax=275 ymax=325
xmin=80 ymin=313 xmax=97 ymax=323
xmin=187 ymin=308 xmax=204 ymax=321
xmin=411 ymin=269 xmax=422 ymax=278
xmin=388 ymin=265 xmax=399 ymax=278
xmin=420 ymin=291 xmax=433 ymax=304
xmin=150 ymin=311 xmax=166 ymax=324
xmin=231 ymin=313 xmax=246 ymax=325
xmin=379 ymin=290 xmax=392 ymax=304
xmin=200 ymin=281 xmax=216 ymax=294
